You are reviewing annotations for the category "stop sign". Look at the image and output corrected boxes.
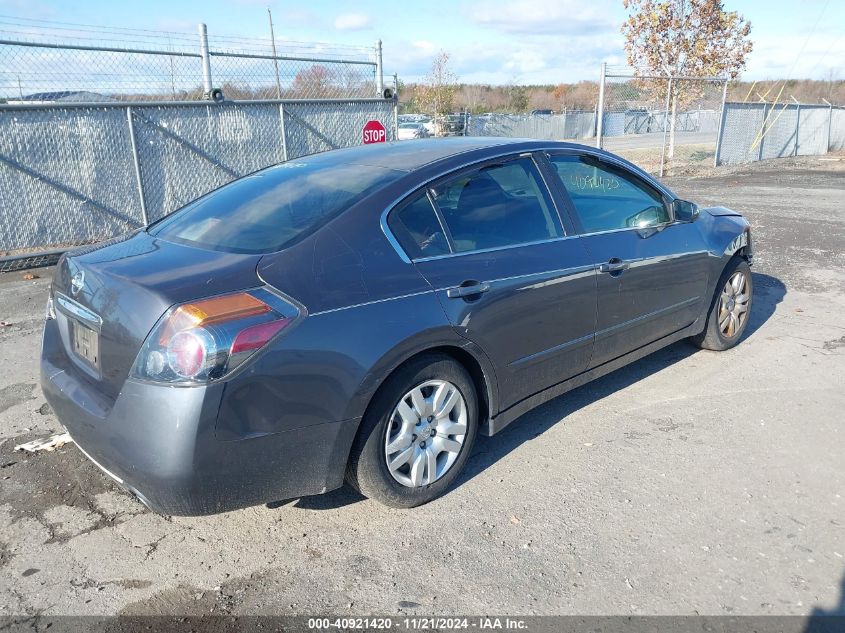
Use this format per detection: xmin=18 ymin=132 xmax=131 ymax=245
xmin=363 ymin=120 xmax=386 ymax=144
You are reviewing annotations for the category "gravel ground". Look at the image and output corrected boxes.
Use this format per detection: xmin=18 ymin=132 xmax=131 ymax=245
xmin=0 ymin=156 xmax=843 ymax=618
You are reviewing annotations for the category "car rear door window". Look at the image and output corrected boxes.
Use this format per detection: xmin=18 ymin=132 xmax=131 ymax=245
xmin=150 ymin=161 xmax=402 ymax=254
xmin=549 ymin=155 xmax=670 ymax=233
xmin=429 ymin=157 xmax=562 ymax=253
xmin=388 ymin=194 xmax=450 ymax=259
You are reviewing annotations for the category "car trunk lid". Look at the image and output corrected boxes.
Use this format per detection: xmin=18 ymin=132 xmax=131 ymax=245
xmin=51 ymin=231 xmax=264 ymax=400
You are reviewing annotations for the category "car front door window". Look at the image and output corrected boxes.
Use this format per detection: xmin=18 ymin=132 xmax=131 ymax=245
xmin=549 ymin=155 xmax=670 ymax=233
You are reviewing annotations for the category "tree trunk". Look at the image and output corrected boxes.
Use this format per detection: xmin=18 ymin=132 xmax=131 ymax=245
xmin=668 ymin=94 xmax=678 ymax=160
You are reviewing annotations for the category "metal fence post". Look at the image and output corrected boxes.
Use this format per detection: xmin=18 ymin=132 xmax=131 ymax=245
xmin=278 ymin=103 xmax=288 ymax=162
xmin=125 ymin=106 xmax=148 ymax=226
xmin=198 ymin=23 xmax=213 ymax=96
xmin=595 ymin=62 xmax=606 ymax=148
xmin=758 ymin=103 xmax=768 ymax=161
xmin=823 ymin=99 xmax=833 ymax=152
xmin=714 ymin=79 xmax=729 ymax=167
xmin=659 ymin=76 xmax=673 ymax=178
xmin=393 ymin=72 xmax=399 ymax=139
xmin=375 ymin=40 xmax=384 ymax=96
xmin=793 ymin=102 xmax=800 ymax=157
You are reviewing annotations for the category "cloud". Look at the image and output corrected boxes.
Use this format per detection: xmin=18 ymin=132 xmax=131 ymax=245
xmin=334 ymin=13 xmax=372 ymax=31
xmin=389 ymin=29 xmax=625 ymax=86
xmin=467 ymin=0 xmax=617 ymax=36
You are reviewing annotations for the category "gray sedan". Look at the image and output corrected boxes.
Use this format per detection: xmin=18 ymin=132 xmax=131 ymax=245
xmin=41 ymin=138 xmax=753 ymax=515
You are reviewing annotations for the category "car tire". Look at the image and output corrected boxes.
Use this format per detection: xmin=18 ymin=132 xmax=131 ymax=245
xmin=691 ymin=258 xmax=753 ymax=351
xmin=346 ymin=353 xmax=478 ymax=508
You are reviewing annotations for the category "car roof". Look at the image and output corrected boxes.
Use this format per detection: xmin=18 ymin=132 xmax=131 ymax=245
xmin=319 ymin=137 xmax=588 ymax=172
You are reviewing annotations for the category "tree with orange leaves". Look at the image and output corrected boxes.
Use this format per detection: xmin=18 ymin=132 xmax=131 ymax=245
xmin=622 ymin=0 xmax=752 ymax=157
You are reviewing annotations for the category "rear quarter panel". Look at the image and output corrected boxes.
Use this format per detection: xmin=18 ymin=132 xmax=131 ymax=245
xmin=215 ymin=292 xmax=475 ymax=440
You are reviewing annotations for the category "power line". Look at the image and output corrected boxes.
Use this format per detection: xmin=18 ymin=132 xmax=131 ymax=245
xmin=781 ymin=0 xmax=832 ymax=80
xmin=804 ymin=31 xmax=843 ymax=79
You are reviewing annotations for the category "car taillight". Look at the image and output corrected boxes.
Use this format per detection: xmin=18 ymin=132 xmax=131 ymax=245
xmin=167 ymin=330 xmax=208 ymax=378
xmin=131 ymin=288 xmax=299 ymax=385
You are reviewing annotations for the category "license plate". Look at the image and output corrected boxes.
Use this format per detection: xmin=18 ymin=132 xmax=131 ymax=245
xmin=72 ymin=321 xmax=100 ymax=369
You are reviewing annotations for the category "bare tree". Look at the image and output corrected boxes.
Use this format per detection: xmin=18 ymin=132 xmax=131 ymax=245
xmin=291 ymin=64 xmax=334 ymax=98
xmin=418 ymin=51 xmax=457 ymax=135
xmin=459 ymin=84 xmax=487 ymax=113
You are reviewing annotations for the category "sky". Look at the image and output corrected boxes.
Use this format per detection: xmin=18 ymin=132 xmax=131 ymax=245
xmin=0 ymin=0 xmax=842 ymax=85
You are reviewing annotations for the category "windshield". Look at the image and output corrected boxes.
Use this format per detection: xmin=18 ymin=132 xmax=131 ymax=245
xmin=150 ymin=160 xmax=402 ymax=254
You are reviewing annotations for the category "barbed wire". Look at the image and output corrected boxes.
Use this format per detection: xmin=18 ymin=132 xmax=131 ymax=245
xmin=0 ymin=16 xmax=374 ymax=60
xmin=0 ymin=16 xmax=379 ymax=102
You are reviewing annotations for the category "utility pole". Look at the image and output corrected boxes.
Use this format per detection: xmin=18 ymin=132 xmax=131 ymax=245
xmin=268 ymin=8 xmax=282 ymax=99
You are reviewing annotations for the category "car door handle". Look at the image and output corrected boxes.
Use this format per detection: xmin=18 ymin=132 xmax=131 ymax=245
xmin=599 ymin=259 xmax=630 ymax=273
xmin=446 ymin=281 xmax=491 ymax=299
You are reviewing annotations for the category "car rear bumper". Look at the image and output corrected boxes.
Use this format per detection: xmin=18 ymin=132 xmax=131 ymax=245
xmin=41 ymin=322 xmax=358 ymax=516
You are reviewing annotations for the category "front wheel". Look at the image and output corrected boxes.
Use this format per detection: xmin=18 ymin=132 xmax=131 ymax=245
xmin=346 ymin=354 xmax=478 ymax=508
xmin=692 ymin=258 xmax=753 ymax=351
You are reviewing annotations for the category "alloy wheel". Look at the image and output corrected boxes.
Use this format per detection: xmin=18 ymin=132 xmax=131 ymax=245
xmin=718 ymin=271 xmax=750 ymax=338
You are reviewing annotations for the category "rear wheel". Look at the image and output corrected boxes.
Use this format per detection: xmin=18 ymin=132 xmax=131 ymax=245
xmin=346 ymin=354 xmax=478 ymax=508
xmin=692 ymin=258 xmax=753 ymax=351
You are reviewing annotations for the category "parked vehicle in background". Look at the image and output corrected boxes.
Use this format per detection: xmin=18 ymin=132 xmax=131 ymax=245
xmin=439 ymin=114 xmax=466 ymax=136
xmin=41 ymin=138 xmax=753 ymax=516
xmin=530 ymin=109 xmax=554 ymax=116
xmin=398 ymin=122 xmax=430 ymax=140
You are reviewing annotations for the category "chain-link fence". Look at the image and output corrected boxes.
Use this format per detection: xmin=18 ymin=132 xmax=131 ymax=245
xmin=463 ymin=65 xmax=728 ymax=176
xmin=0 ymin=18 xmax=394 ymax=271
xmin=466 ymin=111 xmax=596 ymax=140
xmin=0 ymin=98 xmax=397 ymax=271
xmin=598 ymin=65 xmax=727 ymax=176
xmin=0 ymin=18 xmax=381 ymax=102
xmin=715 ymin=101 xmax=845 ymax=166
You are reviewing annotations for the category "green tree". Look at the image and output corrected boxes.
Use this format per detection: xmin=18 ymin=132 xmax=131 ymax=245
xmin=508 ymin=85 xmax=529 ymax=112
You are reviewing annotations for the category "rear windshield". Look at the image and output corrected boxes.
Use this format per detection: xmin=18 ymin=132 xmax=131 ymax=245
xmin=150 ymin=161 xmax=401 ymax=254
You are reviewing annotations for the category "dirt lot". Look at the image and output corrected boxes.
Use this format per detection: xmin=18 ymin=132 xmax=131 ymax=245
xmin=0 ymin=156 xmax=843 ymax=618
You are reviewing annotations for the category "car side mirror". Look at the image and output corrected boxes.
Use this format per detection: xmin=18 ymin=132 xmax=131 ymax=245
xmin=673 ymin=199 xmax=699 ymax=222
